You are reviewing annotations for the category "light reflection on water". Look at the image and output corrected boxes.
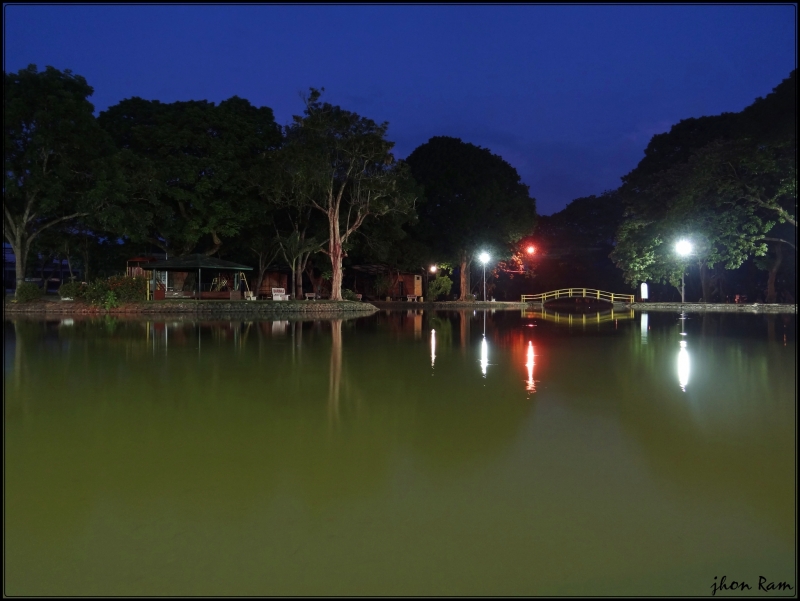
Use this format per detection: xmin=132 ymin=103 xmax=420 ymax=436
xmin=678 ymin=340 xmax=690 ymax=391
xmin=3 ymin=310 xmax=796 ymax=596
xmin=525 ymin=341 xmax=536 ymax=393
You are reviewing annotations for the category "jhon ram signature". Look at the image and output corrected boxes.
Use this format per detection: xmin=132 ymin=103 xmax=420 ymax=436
xmin=712 ymin=576 xmax=794 ymax=596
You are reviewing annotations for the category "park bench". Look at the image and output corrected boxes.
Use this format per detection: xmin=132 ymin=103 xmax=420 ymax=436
xmin=407 ymin=295 xmax=419 ymax=302
xmin=271 ymin=287 xmax=291 ymax=301
xmin=305 ymin=293 xmax=317 ymax=300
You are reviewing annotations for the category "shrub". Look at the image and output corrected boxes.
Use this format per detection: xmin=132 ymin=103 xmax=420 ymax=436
xmin=106 ymin=275 xmax=147 ymax=302
xmin=341 ymin=289 xmax=358 ymax=301
xmin=103 ymin=291 xmax=120 ymax=310
xmin=78 ymin=276 xmax=147 ymax=305
xmin=427 ymin=275 xmax=453 ymax=301
xmin=15 ymin=281 xmax=43 ymax=303
xmin=80 ymin=279 xmax=111 ymax=306
xmin=58 ymin=280 xmax=84 ymax=299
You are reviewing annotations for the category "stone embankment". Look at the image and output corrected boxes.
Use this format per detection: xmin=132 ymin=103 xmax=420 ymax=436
xmin=371 ymin=301 xmax=527 ymax=309
xmin=4 ymin=298 xmax=379 ymax=317
xmin=625 ymin=302 xmax=796 ymax=314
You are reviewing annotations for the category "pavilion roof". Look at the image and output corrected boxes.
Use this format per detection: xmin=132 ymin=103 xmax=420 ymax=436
xmin=144 ymin=254 xmax=253 ymax=271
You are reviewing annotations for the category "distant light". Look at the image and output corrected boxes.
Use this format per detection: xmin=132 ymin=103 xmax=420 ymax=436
xmin=526 ymin=246 xmax=535 ymax=255
xmin=675 ymin=240 xmax=693 ymax=256
xmin=430 ymin=265 xmax=437 ymax=273
xmin=479 ymin=252 xmax=490 ymax=264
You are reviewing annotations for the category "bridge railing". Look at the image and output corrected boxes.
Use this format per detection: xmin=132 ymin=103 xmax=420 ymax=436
xmin=521 ymin=288 xmax=634 ymax=304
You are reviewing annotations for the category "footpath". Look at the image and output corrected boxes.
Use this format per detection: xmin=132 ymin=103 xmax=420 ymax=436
xmin=625 ymin=302 xmax=796 ymax=314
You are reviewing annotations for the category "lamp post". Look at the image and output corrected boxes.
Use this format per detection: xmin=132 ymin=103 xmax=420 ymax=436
xmin=478 ymin=252 xmax=490 ymax=301
xmin=675 ymin=239 xmax=693 ymax=303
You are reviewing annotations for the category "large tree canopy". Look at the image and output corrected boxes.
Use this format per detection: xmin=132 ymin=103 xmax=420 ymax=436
xmin=406 ymin=136 xmax=536 ymax=299
xmin=98 ymin=95 xmax=281 ymax=256
xmin=612 ymin=70 xmax=796 ymax=301
xmin=532 ymin=191 xmax=627 ymax=292
xmin=4 ymin=65 xmax=119 ymax=294
xmin=281 ymin=88 xmax=417 ymax=300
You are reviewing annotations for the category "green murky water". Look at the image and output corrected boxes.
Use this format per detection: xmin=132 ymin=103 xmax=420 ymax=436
xmin=4 ymin=309 xmax=796 ymax=595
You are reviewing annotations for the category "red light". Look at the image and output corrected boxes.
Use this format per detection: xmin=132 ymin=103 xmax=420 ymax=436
xmin=526 ymin=246 xmax=535 ymax=255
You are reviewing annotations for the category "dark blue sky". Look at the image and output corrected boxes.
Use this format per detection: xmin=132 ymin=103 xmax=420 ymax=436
xmin=4 ymin=4 xmax=796 ymax=214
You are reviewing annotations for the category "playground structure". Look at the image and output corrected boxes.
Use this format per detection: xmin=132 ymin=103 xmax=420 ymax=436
xmin=211 ymin=272 xmax=254 ymax=299
xmin=522 ymin=288 xmax=634 ymax=305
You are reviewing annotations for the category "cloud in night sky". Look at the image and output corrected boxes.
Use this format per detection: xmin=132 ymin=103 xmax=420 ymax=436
xmin=3 ymin=4 xmax=795 ymax=214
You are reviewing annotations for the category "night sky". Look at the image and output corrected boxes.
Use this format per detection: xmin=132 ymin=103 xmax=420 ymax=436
xmin=4 ymin=4 xmax=795 ymax=215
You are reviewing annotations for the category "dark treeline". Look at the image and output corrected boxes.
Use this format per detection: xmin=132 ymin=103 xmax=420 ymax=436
xmin=4 ymin=65 xmax=795 ymax=302
xmin=4 ymin=66 xmax=536 ymax=301
xmin=526 ymin=70 xmax=796 ymax=303
xmin=611 ymin=70 xmax=796 ymax=303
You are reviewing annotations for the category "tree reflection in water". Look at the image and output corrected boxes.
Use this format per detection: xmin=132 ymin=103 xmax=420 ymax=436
xmin=328 ymin=319 xmax=342 ymax=421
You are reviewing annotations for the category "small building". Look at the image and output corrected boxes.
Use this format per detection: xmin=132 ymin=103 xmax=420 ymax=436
xmin=349 ymin=265 xmax=423 ymax=300
xmin=256 ymin=270 xmax=290 ymax=298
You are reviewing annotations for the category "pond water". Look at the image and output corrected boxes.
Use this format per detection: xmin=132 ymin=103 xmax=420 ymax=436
xmin=4 ymin=309 xmax=796 ymax=595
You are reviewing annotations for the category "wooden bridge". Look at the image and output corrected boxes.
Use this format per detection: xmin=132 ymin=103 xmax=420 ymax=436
xmin=521 ymin=288 xmax=634 ymax=304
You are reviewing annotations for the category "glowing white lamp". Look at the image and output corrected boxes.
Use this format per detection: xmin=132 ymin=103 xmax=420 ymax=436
xmin=478 ymin=252 xmax=490 ymax=301
xmin=675 ymin=240 xmax=693 ymax=256
xmin=675 ymin=239 xmax=693 ymax=303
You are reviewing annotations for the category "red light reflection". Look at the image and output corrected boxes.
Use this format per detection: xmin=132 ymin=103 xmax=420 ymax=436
xmin=526 ymin=341 xmax=536 ymax=393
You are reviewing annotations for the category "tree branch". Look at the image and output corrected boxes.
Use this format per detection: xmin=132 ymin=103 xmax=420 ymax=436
xmin=760 ymin=237 xmax=796 ymax=250
xmin=27 ymin=211 xmax=91 ymax=246
xmin=3 ymin=204 xmax=19 ymax=240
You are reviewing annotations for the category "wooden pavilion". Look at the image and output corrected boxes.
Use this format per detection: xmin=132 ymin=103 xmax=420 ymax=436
xmin=144 ymin=254 xmax=254 ymax=300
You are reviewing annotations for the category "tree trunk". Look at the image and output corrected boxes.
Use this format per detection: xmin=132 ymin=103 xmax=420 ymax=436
xmin=715 ymin=266 xmax=726 ymax=303
xmin=699 ymin=261 xmax=712 ymax=303
xmin=13 ymin=238 xmax=28 ymax=297
xmin=305 ymin=263 xmax=323 ymax=298
xmin=81 ymin=242 xmax=90 ymax=283
xmin=288 ymin=258 xmax=296 ymax=301
xmin=766 ymin=243 xmax=782 ymax=303
xmin=294 ymin=255 xmax=307 ymax=300
xmin=459 ymin=250 xmax=471 ymax=300
xmin=329 ymin=225 xmax=344 ymax=301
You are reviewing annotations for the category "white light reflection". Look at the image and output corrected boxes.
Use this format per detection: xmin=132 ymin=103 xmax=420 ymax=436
xmin=526 ymin=341 xmax=536 ymax=392
xmin=431 ymin=329 xmax=436 ymax=368
xmin=480 ymin=337 xmax=488 ymax=377
xmin=640 ymin=313 xmax=648 ymax=344
xmin=678 ymin=340 xmax=690 ymax=391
